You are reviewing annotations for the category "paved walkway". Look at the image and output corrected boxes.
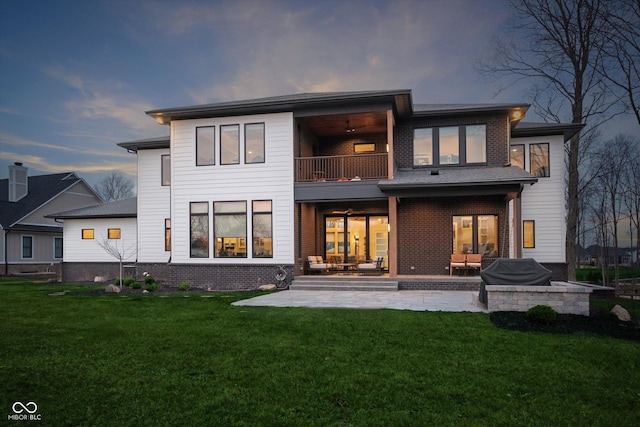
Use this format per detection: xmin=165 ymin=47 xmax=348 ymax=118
xmin=232 ymin=290 xmax=487 ymax=312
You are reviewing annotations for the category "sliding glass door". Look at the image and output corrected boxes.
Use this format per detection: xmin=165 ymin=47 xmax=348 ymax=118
xmin=325 ymin=215 xmax=388 ymax=265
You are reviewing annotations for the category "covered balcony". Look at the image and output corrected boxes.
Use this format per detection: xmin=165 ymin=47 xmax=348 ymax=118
xmin=295 ymin=153 xmax=388 ymax=182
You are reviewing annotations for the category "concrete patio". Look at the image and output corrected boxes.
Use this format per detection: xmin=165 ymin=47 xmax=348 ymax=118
xmin=232 ymin=289 xmax=487 ymax=312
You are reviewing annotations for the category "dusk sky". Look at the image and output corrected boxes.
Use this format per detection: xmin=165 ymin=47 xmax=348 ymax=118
xmin=0 ymin=0 xmax=635 ymax=189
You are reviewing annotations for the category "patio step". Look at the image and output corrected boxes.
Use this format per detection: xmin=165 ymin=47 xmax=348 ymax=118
xmin=289 ymin=277 xmax=398 ymax=292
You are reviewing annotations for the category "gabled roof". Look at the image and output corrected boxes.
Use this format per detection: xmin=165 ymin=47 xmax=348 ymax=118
xmin=47 ymin=197 xmax=137 ymax=219
xmin=0 ymin=172 xmax=90 ymax=228
xmin=512 ymin=121 xmax=584 ymax=141
xmin=146 ymin=90 xmax=413 ymax=124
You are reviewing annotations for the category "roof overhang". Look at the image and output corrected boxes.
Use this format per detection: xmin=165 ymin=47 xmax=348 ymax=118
xmin=117 ymin=136 xmax=170 ymax=152
xmin=511 ymin=122 xmax=585 ymax=141
xmin=146 ymin=90 xmax=413 ymax=124
xmin=379 ymin=166 xmax=537 ymax=197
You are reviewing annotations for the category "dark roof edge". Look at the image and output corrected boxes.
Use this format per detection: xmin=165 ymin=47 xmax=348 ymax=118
xmin=378 ymin=177 xmax=537 ymax=191
xmin=117 ymin=136 xmax=170 ymax=152
xmin=512 ymin=122 xmax=585 ymax=141
xmin=413 ymin=103 xmax=530 ymax=116
xmin=146 ymin=90 xmax=413 ymax=123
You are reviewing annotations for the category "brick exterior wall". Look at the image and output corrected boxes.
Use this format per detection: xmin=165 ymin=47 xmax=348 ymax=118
xmin=398 ymin=280 xmax=480 ymax=291
xmin=397 ymin=196 xmax=509 ymax=276
xmin=394 ymin=113 xmax=510 ymax=168
xmin=317 ymin=133 xmax=388 ymax=156
xmin=62 ymin=261 xmax=294 ymax=290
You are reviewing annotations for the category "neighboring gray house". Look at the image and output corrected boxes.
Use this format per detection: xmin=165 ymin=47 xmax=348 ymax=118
xmin=0 ymin=162 xmax=103 ymax=276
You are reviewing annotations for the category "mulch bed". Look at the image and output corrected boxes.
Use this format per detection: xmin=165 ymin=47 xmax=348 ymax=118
xmin=490 ymin=307 xmax=640 ymax=341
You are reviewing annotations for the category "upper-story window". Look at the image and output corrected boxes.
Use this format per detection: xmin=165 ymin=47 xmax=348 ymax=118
xmin=245 ymin=123 xmax=265 ymax=164
xmin=530 ymin=143 xmax=550 ymax=177
xmin=221 ymin=125 xmax=240 ymax=165
xmin=161 ymin=154 xmax=171 ymax=186
xmin=196 ymin=126 xmax=215 ymax=166
xmin=413 ymin=124 xmax=486 ymax=167
xmin=510 ymin=145 xmax=525 ymax=169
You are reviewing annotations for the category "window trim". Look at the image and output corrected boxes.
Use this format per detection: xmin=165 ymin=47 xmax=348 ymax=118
xmin=82 ymin=229 xmax=94 ymax=240
xmin=414 ymin=124 xmax=487 ymax=167
xmin=54 ymin=237 xmax=63 ymax=259
xmin=161 ymin=154 xmax=171 ymax=186
xmin=452 ymin=214 xmax=499 ymax=255
xmin=523 ymin=220 xmax=535 ymax=249
xmin=530 ymin=142 xmax=550 ymax=177
xmin=21 ymin=235 xmax=33 ymax=259
xmin=108 ymin=228 xmax=121 ymax=239
xmin=220 ymin=124 xmax=240 ymax=165
xmin=165 ymin=218 xmax=171 ymax=252
xmin=244 ymin=122 xmax=265 ymax=164
xmin=213 ymin=200 xmax=247 ymax=258
xmin=196 ymin=126 xmax=216 ymax=166
xmin=252 ymin=200 xmax=273 ymax=258
xmin=190 ymin=202 xmax=209 ymax=258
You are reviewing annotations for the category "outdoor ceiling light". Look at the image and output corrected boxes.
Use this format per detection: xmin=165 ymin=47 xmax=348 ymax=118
xmin=345 ymin=120 xmax=355 ymax=133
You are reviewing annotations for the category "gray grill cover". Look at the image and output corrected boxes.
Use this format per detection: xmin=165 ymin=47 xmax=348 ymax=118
xmin=479 ymin=258 xmax=552 ymax=304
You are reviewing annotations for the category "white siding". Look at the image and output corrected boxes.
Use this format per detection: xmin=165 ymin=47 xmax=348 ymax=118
xmin=63 ymin=218 xmax=137 ymax=262
xmin=170 ymin=112 xmax=294 ymax=264
xmin=137 ymin=148 xmax=171 ymax=262
xmin=511 ymin=134 xmax=566 ymax=262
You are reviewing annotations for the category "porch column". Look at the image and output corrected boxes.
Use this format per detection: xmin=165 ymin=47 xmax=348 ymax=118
xmin=387 ymin=109 xmax=394 ymax=180
xmin=388 ymin=196 xmax=398 ymax=277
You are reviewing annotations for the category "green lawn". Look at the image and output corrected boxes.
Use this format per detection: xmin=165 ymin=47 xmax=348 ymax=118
xmin=1 ymin=278 xmax=638 ymax=426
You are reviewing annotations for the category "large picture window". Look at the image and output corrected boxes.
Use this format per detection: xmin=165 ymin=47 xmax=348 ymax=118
xmin=452 ymin=215 xmax=498 ymax=256
xmin=214 ymin=201 xmax=246 ymax=257
xmin=190 ymin=202 xmax=209 ymax=258
xmin=22 ymin=235 xmax=33 ymax=259
xmin=220 ymin=125 xmax=240 ymax=165
xmin=414 ymin=124 xmax=486 ymax=167
xmin=252 ymin=200 xmax=272 ymax=258
xmin=161 ymin=154 xmax=171 ymax=186
xmin=530 ymin=143 xmax=550 ymax=177
xmin=196 ymin=126 xmax=215 ymax=166
xmin=245 ymin=123 xmax=265 ymax=164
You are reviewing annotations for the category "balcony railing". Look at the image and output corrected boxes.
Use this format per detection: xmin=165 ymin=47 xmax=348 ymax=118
xmin=295 ymin=154 xmax=388 ymax=182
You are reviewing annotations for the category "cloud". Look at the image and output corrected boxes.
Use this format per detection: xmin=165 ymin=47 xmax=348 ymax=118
xmin=0 ymin=132 xmax=132 ymax=159
xmin=44 ymin=65 xmax=159 ymax=135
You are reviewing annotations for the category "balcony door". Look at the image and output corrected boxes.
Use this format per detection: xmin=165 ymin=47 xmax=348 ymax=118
xmin=325 ymin=215 xmax=388 ymax=266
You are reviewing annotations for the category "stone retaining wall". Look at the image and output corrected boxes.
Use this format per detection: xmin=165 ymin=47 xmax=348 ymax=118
xmin=485 ymin=282 xmax=592 ymax=316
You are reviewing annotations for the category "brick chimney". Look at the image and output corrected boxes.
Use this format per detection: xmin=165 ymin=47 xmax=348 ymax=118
xmin=8 ymin=162 xmax=28 ymax=202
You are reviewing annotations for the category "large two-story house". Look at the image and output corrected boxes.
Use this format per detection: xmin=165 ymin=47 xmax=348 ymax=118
xmin=58 ymin=90 xmax=582 ymax=289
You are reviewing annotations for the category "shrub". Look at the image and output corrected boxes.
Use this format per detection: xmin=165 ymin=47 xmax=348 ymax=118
xmin=113 ymin=278 xmax=122 ymax=286
xmin=178 ymin=281 xmax=191 ymax=291
xmin=145 ymin=282 xmax=159 ymax=292
xmin=526 ymin=305 xmax=557 ymax=325
xmin=130 ymin=281 xmax=142 ymax=290
xmin=124 ymin=278 xmax=136 ymax=287
xmin=144 ymin=275 xmax=156 ymax=285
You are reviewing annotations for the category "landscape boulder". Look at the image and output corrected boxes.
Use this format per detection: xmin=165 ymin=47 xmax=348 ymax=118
xmin=105 ymin=284 xmax=121 ymax=294
xmin=610 ymin=305 xmax=631 ymax=322
xmin=258 ymin=284 xmax=277 ymax=291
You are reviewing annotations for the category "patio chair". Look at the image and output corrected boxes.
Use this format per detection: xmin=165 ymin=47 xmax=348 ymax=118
xmin=466 ymin=254 xmax=482 ymax=274
xmin=450 ymin=254 xmax=466 ymax=276
xmin=357 ymin=256 xmax=384 ymax=275
xmin=307 ymin=256 xmax=330 ymax=274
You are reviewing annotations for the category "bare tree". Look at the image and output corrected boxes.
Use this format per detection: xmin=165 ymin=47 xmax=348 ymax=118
xmin=96 ymin=171 xmax=135 ymax=202
xmin=599 ymin=0 xmax=640 ymax=124
xmin=96 ymin=237 xmax=136 ymax=288
xmin=477 ymin=0 xmax=625 ymax=280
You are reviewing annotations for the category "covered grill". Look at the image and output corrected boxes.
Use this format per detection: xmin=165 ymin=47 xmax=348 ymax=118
xmin=479 ymin=258 xmax=552 ymax=304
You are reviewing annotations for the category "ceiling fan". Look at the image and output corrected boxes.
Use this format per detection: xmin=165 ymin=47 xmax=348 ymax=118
xmin=331 ymin=208 xmax=364 ymax=215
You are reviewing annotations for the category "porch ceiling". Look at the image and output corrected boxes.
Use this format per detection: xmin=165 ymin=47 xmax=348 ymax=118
xmin=299 ymin=111 xmax=388 ymax=136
